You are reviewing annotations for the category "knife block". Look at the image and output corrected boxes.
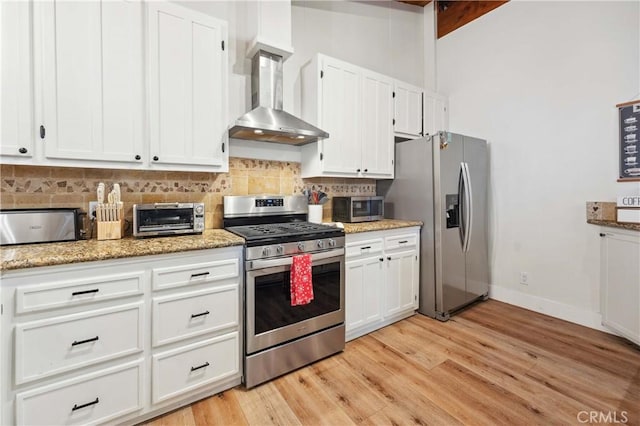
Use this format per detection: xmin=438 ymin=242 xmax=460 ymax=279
xmin=97 ymin=204 xmax=124 ymax=240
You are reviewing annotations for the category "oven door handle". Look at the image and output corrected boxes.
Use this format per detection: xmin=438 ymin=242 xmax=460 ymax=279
xmin=247 ymin=248 xmax=345 ymax=270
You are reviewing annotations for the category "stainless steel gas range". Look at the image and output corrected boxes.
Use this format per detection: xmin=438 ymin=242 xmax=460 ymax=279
xmin=223 ymin=195 xmax=346 ymax=388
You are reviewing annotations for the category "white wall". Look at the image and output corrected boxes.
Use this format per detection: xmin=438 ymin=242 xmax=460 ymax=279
xmin=176 ymin=1 xmax=425 ymax=161
xmin=437 ymin=1 xmax=640 ymax=327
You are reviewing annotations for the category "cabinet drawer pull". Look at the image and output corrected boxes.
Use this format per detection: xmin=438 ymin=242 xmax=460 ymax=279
xmin=190 ymin=362 xmax=210 ymax=372
xmin=379 ymin=258 xmax=384 ymax=262
xmin=387 ymin=256 xmax=391 ymax=261
xmin=599 ymin=233 xmax=606 ymax=237
xmin=398 ymin=240 xmax=408 ymax=244
xmin=71 ymin=336 xmax=99 ymax=346
xmin=190 ymin=310 xmax=210 ymax=319
xmin=72 ymin=397 xmax=99 ymax=411
xmin=190 ymin=272 xmax=210 ymax=279
xmin=71 ymin=288 xmax=100 ymax=296
xmin=360 ymin=246 xmax=371 ymax=250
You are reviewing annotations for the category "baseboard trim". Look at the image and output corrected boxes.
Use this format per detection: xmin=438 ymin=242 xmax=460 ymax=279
xmin=489 ymin=285 xmax=612 ymax=334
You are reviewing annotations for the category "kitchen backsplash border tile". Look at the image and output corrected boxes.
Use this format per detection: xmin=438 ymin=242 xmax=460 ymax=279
xmin=0 ymin=158 xmax=376 ymax=232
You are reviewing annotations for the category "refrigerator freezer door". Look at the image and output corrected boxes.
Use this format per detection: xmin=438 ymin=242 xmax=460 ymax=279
xmin=439 ymin=133 xmax=467 ymax=314
xmin=377 ymin=138 xmax=436 ymax=317
xmin=463 ymin=136 xmax=490 ymax=300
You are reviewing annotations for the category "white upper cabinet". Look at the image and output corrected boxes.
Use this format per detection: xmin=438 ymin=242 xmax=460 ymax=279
xmin=300 ymin=54 xmax=394 ymax=179
xmin=1 ymin=1 xmax=34 ymax=160
xmin=424 ymin=89 xmax=448 ymax=137
xmin=361 ymin=71 xmax=394 ymax=177
xmin=37 ymin=0 xmax=144 ymax=164
xmin=147 ymin=2 xmax=228 ymax=171
xmin=393 ymin=81 xmax=423 ymax=139
xmin=317 ymin=57 xmax=361 ymax=174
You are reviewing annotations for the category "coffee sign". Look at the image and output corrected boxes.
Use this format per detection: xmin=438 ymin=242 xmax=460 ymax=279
xmin=617 ymin=195 xmax=640 ymax=207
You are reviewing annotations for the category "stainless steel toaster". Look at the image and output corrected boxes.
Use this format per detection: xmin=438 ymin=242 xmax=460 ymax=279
xmin=0 ymin=208 xmax=85 ymax=246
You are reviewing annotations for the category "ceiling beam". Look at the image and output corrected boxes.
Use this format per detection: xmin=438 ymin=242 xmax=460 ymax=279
xmin=437 ymin=1 xmax=508 ymax=38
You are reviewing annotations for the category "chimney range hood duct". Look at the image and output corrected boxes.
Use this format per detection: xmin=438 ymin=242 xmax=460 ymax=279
xmin=228 ymin=50 xmax=329 ymax=145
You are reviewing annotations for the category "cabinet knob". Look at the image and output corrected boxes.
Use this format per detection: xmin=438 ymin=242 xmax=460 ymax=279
xmin=153 ymin=156 xmax=159 ymax=161
xmin=599 ymin=233 xmax=606 ymax=237
xmin=379 ymin=258 xmax=384 ymax=262
xmin=135 ymin=154 xmax=141 ymax=160
xmin=364 ymin=168 xmax=368 ymax=173
xmin=357 ymin=169 xmax=361 ymax=173
xmin=387 ymin=256 xmax=391 ymax=261
xmin=18 ymin=147 xmax=28 ymax=154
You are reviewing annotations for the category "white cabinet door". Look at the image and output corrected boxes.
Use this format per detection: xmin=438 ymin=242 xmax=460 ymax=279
xmin=601 ymin=230 xmax=640 ymax=345
xmin=37 ymin=0 xmax=144 ymax=164
xmin=1 ymin=1 xmax=34 ymax=159
xmin=345 ymin=256 xmax=384 ymax=334
xmin=361 ymin=72 xmax=394 ymax=178
xmin=424 ymin=90 xmax=448 ymax=137
xmin=319 ymin=57 xmax=361 ymax=175
xmin=393 ymin=81 xmax=423 ymax=138
xmin=385 ymin=249 xmax=419 ymax=317
xmin=148 ymin=2 xmax=228 ymax=169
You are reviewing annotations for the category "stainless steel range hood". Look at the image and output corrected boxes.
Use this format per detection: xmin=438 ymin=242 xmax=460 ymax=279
xmin=229 ymin=50 xmax=329 ymax=145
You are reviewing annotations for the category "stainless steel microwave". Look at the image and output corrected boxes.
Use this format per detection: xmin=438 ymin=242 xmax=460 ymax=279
xmin=332 ymin=196 xmax=384 ymax=223
xmin=133 ymin=203 xmax=204 ymax=237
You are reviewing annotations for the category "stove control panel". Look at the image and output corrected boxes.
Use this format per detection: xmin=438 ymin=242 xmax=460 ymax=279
xmin=255 ymin=198 xmax=284 ymax=208
xmin=245 ymin=236 xmax=345 ymax=261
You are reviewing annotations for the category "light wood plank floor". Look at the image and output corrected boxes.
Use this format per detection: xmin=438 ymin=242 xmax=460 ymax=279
xmin=145 ymin=300 xmax=640 ymax=425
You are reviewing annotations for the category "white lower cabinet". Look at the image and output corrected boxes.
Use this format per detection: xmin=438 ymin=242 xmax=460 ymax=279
xmin=152 ymin=286 xmax=238 ymax=347
xmin=152 ymin=332 xmax=239 ymax=404
xmin=345 ymin=251 xmax=384 ymax=333
xmin=345 ymin=227 xmax=420 ymax=341
xmin=1 ymin=246 xmax=243 ymax=425
xmin=600 ymin=228 xmax=640 ymax=345
xmin=15 ymin=303 xmax=143 ymax=385
xmin=15 ymin=360 xmax=143 ymax=426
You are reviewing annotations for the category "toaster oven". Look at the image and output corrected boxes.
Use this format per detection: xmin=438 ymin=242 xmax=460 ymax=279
xmin=133 ymin=203 xmax=204 ymax=237
xmin=332 ymin=196 xmax=384 ymax=223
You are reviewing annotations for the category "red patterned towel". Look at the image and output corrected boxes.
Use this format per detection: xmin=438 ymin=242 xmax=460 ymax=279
xmin=290 ymin=254 xmax=313 ymax=306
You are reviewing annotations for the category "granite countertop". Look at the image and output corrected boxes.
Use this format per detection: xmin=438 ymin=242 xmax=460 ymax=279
xmin=1 ymin=229 xmax=245 ymax=272
xmin=2 ymin=220 xmax=423 ymax=272
xmin=342 ymin=219 xmax=423 ymax=234
xmin=587 ymin=219 xmax=640 ymax=232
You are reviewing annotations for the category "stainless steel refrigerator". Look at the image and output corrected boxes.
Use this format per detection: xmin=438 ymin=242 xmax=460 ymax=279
xmin=377 ymin=132 xmax=489 ymax=320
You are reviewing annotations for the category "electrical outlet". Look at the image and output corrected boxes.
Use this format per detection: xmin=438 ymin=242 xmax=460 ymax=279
xmin=519 ymin=272 xmax=529 ymax=285
xmin=89 ymin=201 xmax=98 ymax=219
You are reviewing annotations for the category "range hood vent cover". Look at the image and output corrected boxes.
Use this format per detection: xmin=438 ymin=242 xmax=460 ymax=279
xmin=229 ymin=50 xmax=328 ymax=145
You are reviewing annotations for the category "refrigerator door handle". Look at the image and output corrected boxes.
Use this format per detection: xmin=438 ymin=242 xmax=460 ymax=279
xmin=457 ymin=162 xmax=466 ymax=249
xmin=462 ymin=162 xmax=473 ymax=253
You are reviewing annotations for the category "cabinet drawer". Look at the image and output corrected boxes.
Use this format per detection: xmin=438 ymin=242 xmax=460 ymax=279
xmin=152 ymin=332 xmax=239 ymax=404
xmin=152 ymin=285 xmax=239 ymax=347
xmin=385 ymin=233 xmax=418 ymax=251
xmin=152 ymin=259 xmax=239 ymax=291
xmin=15 ymin=271 xmax=144 ymax=314
xmin=16 ymin=360 xmax=143 ymax=426
xmin=345 ymin=239 xmax=383 ymax=259
xmin=15 ymin=303 xmax=143 ymax=384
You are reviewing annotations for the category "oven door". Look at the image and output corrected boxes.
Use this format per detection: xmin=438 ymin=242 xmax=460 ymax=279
xmin=245 ymin=248 xmax=345 ymax=354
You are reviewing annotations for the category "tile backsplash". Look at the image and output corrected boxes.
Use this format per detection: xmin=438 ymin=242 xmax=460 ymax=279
xmin=0 ymin=158 xmax=376 ymax=233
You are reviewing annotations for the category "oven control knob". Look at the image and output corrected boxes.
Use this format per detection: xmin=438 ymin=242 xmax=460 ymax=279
xmin=262 ymin=247 xmax=272 ymax=257
xmin=276 ymin=245 xmax=284 ymax=255
xmin=328 ymin=239 xmax=336 ymax=247
xmin=316 ymin=240 xmax=325 ymax=249
xmin=195 ymin=205 xmax=204 ymax=215
xmin=297 ymin=242 xmax=305 ymax=251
